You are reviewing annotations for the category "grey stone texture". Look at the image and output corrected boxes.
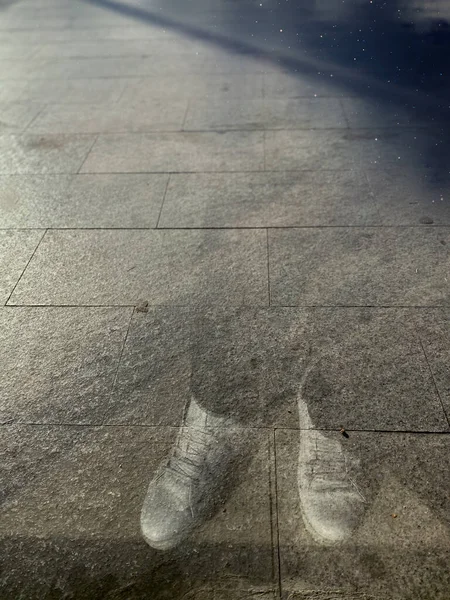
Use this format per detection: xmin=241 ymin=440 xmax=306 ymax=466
xmin=9 ymin=230 xmax=269 ymax=306
xmin=0 ymin=307 xmax=132 ymax=424
xmin=80 ymin=131 xmax=265 ymax=173
xmin=0 ymin=103 xmax=43 ymax=133
xmin=277 ymin=429 xmax=450 ymax=600
xmin=0 ymin=134 xmax=96 ymax=174
xmin=0 ymin=229 xmax=43 ymax=304
xmin=1 ymin=425 xmax=274 ymax=599
xmin=105 ymin=307 xmax=449 ymax=431
xmin=28 ymin=100 xmax=189 ymax=133
xmin=159 ymin=171 xmax=378 ymax=228
xmin=269 ymin=227 xmax=450 ymax=307
xmin=0 ymin=174 xmax=168 ymax=228
xmin=1 ymin=0 xmax=449 ymax=597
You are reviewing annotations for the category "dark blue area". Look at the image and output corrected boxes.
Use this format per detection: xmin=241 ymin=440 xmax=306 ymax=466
xmin=83 ymin=0 xmax=450 ymax=183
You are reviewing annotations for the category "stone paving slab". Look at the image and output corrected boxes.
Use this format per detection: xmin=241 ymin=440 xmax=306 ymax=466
xmin=18 ymin=55 xmax=269 ymax=80
xmin=276 ymin=429 xmax=450 ymax=600
xmin=295 ymin=308 xmax=449 ymax=431
xmin=158 ymin=172 xmax=378 ymax=228
xmin=349 ymin=129 xmax=443 ymax=170
xmin=283 ymin=594 xmax=389 ymax=600
xmin=34 ymin=39 xmax=232 ymax=59
xmin=0 ymin=307 xmax=131 ymax=424
xmin=265 ymin=131 xmax=357 ymax=171
xmin=268 ymin=227 xmax=450 ymax=307
xmin=214 ymin=592 xmax=276 ymax=599
xmin=262 ymin=98 xmax=348 ymax=130
xmin=0 ymin=134 xmax=96 ymax=175
xmin=263 ymin=72 xmax=354 ymax=98
xmin=0 ymin=229 xmax=43 ymax=304
xmin=119 ymin=74 xmax=264 ymax=105
xmin=184 ymin=96 xmax=266 ymax=131
xmin=0 ymin=26 xmax=183 ymax=43
xmin=106 ymin=307 xmax=448 ymax=431
xmin=2 ymin=1 xmax=96 ymax=17
xmin=265 ymin=129 xmax=443 ymax=172
xmin=0 ymin=42 xmax=41 ymax=60
xmin=1 ymin=0 xmax=450 ymax=598
xmin=106 ymin=307 xmax=192 ymax=426
xmin=341 ymin=98 xmax=428 ymax=129
xmin=0 ymin=174 xmax=167 ymax=228
xmin=0 ymin=16 xmax=72 ymax=30
xmin=81 ymin=131 xmax=264 ymax=173
xmin=28 ymin=100 xmax=188 ymax=134
xmin=0 ymin=58 xmax=44 ymax=79
xmin=366 ymin=168 xmax=450 ymax=225
xmin=0 ymin=10 xmax=140 ymax=30
xmin=0 ymin=78 xmax=129 ymax=104
xmin=18 ymin=57 xmax=150 ymax=80
xmin=184 ymin=97 xmax=347 ymax=131
xmin=0 ymin=425 xmax=274 ymax=599
xmin=8 ymin=229 xmax=269 ymax=307
xmin=414 ymin=309 xmax=450 ymax=420
xmin=0 ymin=103 xmax=43 ymax=133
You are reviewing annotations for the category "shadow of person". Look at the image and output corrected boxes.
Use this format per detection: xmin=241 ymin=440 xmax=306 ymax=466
xmin=83 ymin=0 xmax=450 ymax=186
xmin=139 ymin=306 xmax=449 ymax=556
xmin=141 ymin=307 xmax=367 ymax=549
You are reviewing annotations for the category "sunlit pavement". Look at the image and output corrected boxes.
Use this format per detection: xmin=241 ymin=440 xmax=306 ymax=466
xmin=1 ymin=1 xmax=450 ymax=599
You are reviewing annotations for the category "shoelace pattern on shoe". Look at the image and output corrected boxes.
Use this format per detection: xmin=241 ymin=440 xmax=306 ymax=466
xmin=165 ymin=426 xmax=216 ymax=484
xmin=305 ymin=433 xmax=366 ymax=500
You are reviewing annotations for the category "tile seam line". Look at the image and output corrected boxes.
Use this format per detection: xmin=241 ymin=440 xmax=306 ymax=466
xmin=0 ymin=169 xmax=363 ymax=175
xmin=5 ymin=71 xmax=449 ymax=89
xmin=0 ymin=423 xmax=449 ymax=434
xmin=22 ymin=128 xmax=365 ymax=135
xmin=20 ymin=104 xmax=48 ymax=134
xmin=1 ymin=226 xmax=448 ymax=231
xmin=417 ymin=336 xmax=450 ymax=428
xmin=263 ymin=128 xmax=266 ymax=171
xmin=155 ymin=174 xmax=171 ymax=229
xmin=272 ymin=429 xmax=283 ymax=599
xmin=10 ymin=125 xmax=431 ymax=133
xmin=100 ymin=306 xmax=135 ymax=425
xmin=76 ymin=133 xmax=99 ymax=173
xmin=0 ymin=82 xmax=368 ymax=97
xmin=4 ymin=229 xmax=47 ymax=306
xmin=23 ymin=126 xmax=434 ymax=134
xmin=266 ymin=228 xmax=271 ymax=306
xmin=267 ymin=431 xmax=277 ymax=588
xmin=0 ymin=168 xmax=380 ymax=173
xmin=114 ymin=78 xmax=131 ymax=104
xmin=4 ymin=304 xmax=450 ymax=309
xmin=1 ymin=305 xmax=136 ymax=309
xmin=32 ymin=169 xmax=436 ymax=175
xmin=339 ymin=95 xmax=351 ymax=129
xmin=180 ymin=98 xmax=190 ymax=132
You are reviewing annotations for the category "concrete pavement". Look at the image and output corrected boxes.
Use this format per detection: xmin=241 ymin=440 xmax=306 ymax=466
xmin=0 ymin=0 xmax=449 ymax=598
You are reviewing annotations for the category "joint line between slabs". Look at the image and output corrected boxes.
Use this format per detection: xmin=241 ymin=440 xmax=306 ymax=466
xmin=76 ymin=133 xmax=99 ymax=174
xmin=418 ymin=337 xmax=450 ymax=429
xmin=101 ymin=306 xmax=135 ymax=425
xmin=155 ymin=174 xmax=170 ymax=229
xmin=272 ymin=429 xmax=283 ymax=599
xmin=4 ymin=229 xmax=47 ymax=306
